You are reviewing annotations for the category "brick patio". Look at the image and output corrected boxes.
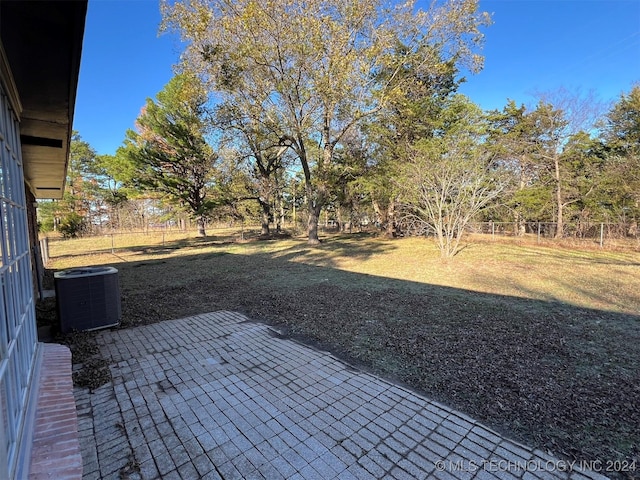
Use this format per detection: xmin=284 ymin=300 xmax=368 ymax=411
xmin=74 ymin=311 xmax=610 ymax=479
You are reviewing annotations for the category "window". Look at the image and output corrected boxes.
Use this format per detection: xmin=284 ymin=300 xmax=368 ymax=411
xmin=0 ymin=80 xmax=38 ymax=478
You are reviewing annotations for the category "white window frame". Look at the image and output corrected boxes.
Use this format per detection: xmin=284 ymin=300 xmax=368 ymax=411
xmin=0 ymin=76 xmax=38 ymax=479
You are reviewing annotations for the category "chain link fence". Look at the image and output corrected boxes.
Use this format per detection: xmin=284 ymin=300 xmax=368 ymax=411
xmin=466 ymin=221 xmax=639 ymax=248
xmin=41 ymin=224 xmax=266 ymax=261
xmin=40 ymin=220 xmax=639 ymax=262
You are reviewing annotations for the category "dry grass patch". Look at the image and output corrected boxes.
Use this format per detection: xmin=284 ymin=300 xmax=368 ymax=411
xmin=49 ymin=231 xmax=640 ymax=476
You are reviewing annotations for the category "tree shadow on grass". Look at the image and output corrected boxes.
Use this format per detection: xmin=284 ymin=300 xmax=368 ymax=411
xmin=54 ymin=241 xmax=640 ymax=475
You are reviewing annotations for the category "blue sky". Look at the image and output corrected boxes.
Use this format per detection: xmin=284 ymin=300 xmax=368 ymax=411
xmin=73 ymin=0 xmax=640 ymax=156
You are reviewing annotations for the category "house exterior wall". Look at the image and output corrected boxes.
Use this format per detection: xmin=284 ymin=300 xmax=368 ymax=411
xmin=0 ymin=3 xmax=87 ymax=477
xmin=25 ymin=188 xmax=42 ymax=298
xmin=0 ymin=68 xmax=39 ymax=480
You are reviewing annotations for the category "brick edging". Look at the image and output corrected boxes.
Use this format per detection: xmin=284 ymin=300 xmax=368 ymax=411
xmin=28 ymin=343 xmax=83 ymax=479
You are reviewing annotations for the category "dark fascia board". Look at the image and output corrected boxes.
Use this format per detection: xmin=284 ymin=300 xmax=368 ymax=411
xmin=0 ymin=0 xmax=88 ymax=199
xmin=0 ymin=41 xmax=22 ymax=117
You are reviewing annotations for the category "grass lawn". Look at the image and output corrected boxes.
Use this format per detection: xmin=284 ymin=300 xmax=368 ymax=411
xmin=47 ymin=230 xmax=640 ymax=474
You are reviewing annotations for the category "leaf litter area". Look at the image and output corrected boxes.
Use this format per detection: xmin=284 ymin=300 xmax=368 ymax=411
xmin=115 ymin=259 xmax=640 ymax=479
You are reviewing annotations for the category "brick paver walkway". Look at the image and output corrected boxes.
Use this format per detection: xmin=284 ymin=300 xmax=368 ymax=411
xmin=74 ymin=311 xmax=608 ymax=479
xmin=29 ymin=344 xmax=83 ymax=480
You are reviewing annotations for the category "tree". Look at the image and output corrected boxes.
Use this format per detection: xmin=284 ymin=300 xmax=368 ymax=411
xmin=487 ymin=101 xmax=549 ymax=231
xmin=599 ymin=85 xmax=640 ymax=229
xmin=327 ymin=128 xmax=370 ymax=233
xmin=488 ymin=91 xmax=605 ymax=238
xmin=399 ymin=95 xmax=506 ymax=257
xmin=364 ymin=43 xmax=461 ymax=237
xmin=603 ymin=84 xmax=640 ymax=151
xmin=215 ymin=102 xmax=289 ymax=236
xmin=121 ymin=73 xmax=218 ymax=236
xmin=523 ymin=101 xmax=569 ymax=237
xmin=38 ymin=131 xmax=99 ymax=235
xmin=161 ymin=0 xmax=490 ymax=244
xmin=531 ymin=89 xmax=605 ymax=238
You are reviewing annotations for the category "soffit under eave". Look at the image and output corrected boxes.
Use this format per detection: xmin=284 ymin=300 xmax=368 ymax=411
xmin=0 ymin=1 xmax=88 ymax=200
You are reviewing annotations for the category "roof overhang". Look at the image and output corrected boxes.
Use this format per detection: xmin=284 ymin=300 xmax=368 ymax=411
xmin=1 ymin=0 xmax=87 ymax=199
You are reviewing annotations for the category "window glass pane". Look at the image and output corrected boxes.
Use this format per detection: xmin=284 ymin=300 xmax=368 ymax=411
xmin=0 ymin=148 xmax=5 ymax=200
xmin=4 ymin=354 xmax=17 ymax=440
xmin=0 ymin=274 xmax=8 ymax=359
xmin=2 ymin=209 xmax=9 ymax=262
xmin=0 ymin=379 xmax=11 ymax=450
xmin=3 ymin=153 xmax=10 ymax=202
xmin=0 ymin=204 xmax=3 ymax=267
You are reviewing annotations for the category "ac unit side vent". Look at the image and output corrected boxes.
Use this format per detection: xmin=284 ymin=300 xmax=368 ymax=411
xmin=55 ymin=267 xmax=122 ymax=333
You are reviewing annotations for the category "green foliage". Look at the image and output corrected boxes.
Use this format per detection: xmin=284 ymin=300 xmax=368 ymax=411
xmin=602 ymin=84 xmax=640 ymax=153
xmin=598 ymin=85 xmax=640 ymax=225
xmin=362 ymin=38 xmax=466 ymax=236
xmin=68 ymin=131 xmax=98 ymax=184
xmin=510 ymin=186 xmax=553 ymax=221
xmin=58 ymin=212 xmax=86 ymax=238
xmin=38 ymin=132 xmax=100 ymax=234
xmin=487 ymin=96 xmax=606 ymax=235
xmin=37 ymin=200 xmax=57 ymax=233
xmin=121 ymin=73 xmax=220 ymax=235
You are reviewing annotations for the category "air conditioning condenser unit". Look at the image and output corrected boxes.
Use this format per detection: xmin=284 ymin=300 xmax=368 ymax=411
xmin=55 ymin=266 xmax=121 ymax=333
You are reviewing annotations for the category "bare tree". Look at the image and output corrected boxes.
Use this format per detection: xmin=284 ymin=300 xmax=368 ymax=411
xmin=400 ymin=96 xmax=506 ymax=257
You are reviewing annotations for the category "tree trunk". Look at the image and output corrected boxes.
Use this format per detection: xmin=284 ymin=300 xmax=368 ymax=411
xmin=260 ymin=200 xmax=270 ymax=236
xmin=292 ymin=196 xmax=297 ymax=231
xmin=372 ymin=199 xmax=383 ymax=230
xmin=196 ymin=216 xmax=206 ymax=237
xmin=386 ymin=200 xmax=396 ymax=238
xmin=297 ymin=140 xmax=323 ymax=244
xmin=556 ymin=201 xmax=564 ymax=239
xmin=304 ymin=174 xmax=325 ymax=244
xmin=307 ymin=201 xmax=321 ymax=244
xmin=278 ymin=193 xmax=285 ymax=233
xmin=554 ymin=156 xmax=564 ymax=239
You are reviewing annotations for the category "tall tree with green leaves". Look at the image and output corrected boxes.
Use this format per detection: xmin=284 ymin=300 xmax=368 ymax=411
xmin=532 ymin=89 xmax=605 ymax=238
xmin=161 ymin=0 xmax=490 ymax=244
xmin=365 ymin=43 xmax=461 ymax=237
xmin=603 ymin=84 xmax=640 ymax=151
xmin=487 ymin=100 xmax=550 ymax=230
xmin=600 ymin=85 xmax=640 ymax=228
xmin=555 ymin=132 xmax=608 ymax=232
xmin=521 ymin=101 xmax=568 ymax=237
xmin=121 ymin=73 xmax=218 ymax=236
xmin=488 ymin=91 xmax=605 ymax=237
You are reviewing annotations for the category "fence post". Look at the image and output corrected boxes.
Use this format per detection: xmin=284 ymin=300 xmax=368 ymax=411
xmin=537 ymin=222 xmax=541 ymax=244
xmin=40 ymin=237 xmax=49 ymax=264
xmin=162 ymin=231 xmax=165 ymax=247
xmin=491 ymin=221 xmax=495 ymax=240
xmin=111 ymin=233 xmax=115 ymax=254
xmin=600 ymin=223 xmax=604 ymax=248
